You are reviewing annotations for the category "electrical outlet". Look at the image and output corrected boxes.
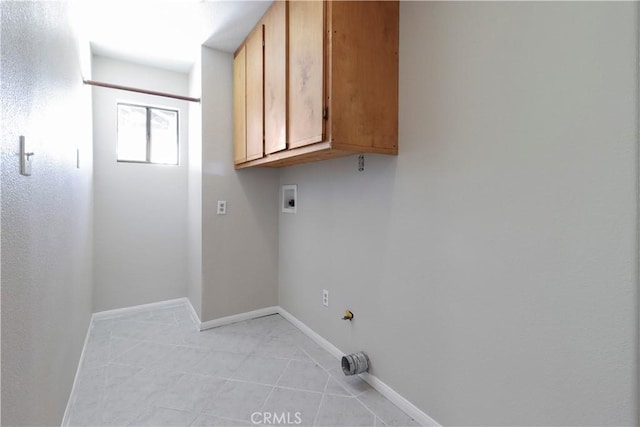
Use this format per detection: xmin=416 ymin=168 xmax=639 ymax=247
xmin=217 ymin=200 xmax=227 ymax=215
xmin=322 ymin=289 xmax=329 ymax=307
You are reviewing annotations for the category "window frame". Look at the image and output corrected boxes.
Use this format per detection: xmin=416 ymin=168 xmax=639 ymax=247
xmin=116 ymin=102 xmax=180 ymax=165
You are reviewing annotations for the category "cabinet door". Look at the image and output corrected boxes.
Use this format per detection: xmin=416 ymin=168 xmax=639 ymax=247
xmin=288 ymin=0 xmax=325 ymax=149
xmin=264 ymin=1 xmax=287 ymax=155
xmin=330 ymin=1 xmax=398 ymax=152
xmin=233 ymin=46 xmax=247 ymax=164
xmin=246 ymin=25 xmax=264 ymax=161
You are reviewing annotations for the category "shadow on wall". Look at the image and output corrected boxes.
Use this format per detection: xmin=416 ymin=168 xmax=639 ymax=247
xmin=236 ymin=166 xmax=281 ymax=227
xmin=199 ymin=158 xmax=280 ymax=321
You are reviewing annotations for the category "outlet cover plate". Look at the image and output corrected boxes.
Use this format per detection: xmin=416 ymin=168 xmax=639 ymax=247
xmin=217 ymin=200 xmax=227 ymax=215
xmin=282 ymin=184 xmax=297 ymax=214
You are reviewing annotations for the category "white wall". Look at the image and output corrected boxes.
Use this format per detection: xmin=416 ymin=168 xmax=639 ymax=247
xmin=279 ymin=2 xmax=638 ymax=425
xmin=1 ymin=2 xmax=94 ymax=425
xmin=200 ymin=47 xmax=279 ymax=322
xmin=92 ymin=56 xmax=189 ymax=312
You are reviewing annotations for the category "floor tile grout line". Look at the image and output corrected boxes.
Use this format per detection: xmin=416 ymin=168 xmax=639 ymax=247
xmin=258 ymin=358 xmax=294 ymax=414
xmin=104 ymin=316 xmax=187 ymax=329
xmin=269 ymin=357 xmax=332 ymax=393
xmin=322 ymin=391 xmax=355 ymax=399
xmin=135 ymin=368 xmax=187 ymax=426
xmin=186 ymin=411 xmax=252 ymax=427
xmin=290 ymin=330 xmax=401 ymax=425
xmin=72 ymin=337 xmax=143 ymax=425
xmin=227 ymin=350 xmax=254 ymax=385
xmin=275 ymin=384 xmax=326 ymax=395
xmin=98 ymin=304 xmax=188 ymax=323
xmin=108 ymin=336 xmax=217 ymax=354
xmin=299 ymin=348 xmax=333 ymax=375
xmin=73 ymin=306 xmax=415 ymax=427
xmin=284 ymin=321 xmax=387 ymax=424
xmin=101 ymin=349 xmax=303 ymax=384
xmin=108 ymin=338 xmax=145 ymax=364
xmin=355 ymin=388 xmax=373 ymax=398
xmin=161 ymin=374 xmax=227 ymax=415
xmin=355 ymin=393 xmax=387 ymax=426
xmin=186 ymin=374 xmax=334 ymax=397
xmin=299 ymin=347 xmax=356 ymax=398
xmin=97 ymin=336 xmax=117 ymax=426
xmin=216 ymin=414 xmax=255 ymax=424
xmin=135 ymin=404 xmax=198 ymax=427
xmin=194 ymin=374 xmax=233 ymax=421
xmin=123 ymin=404 xmax=153 ymax=427
xmin=311 ymin=373 xmax=331 ymax=426
xmin=157 ymin=375 xmax=230 ymax=427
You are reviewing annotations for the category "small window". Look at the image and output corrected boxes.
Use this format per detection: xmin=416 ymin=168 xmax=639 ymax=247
xmin=117 ymin=103 xmax=179 ymax=165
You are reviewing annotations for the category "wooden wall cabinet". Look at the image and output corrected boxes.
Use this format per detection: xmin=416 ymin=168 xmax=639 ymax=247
xmin=264 ymin=0 xmax=287 ymax=155
xmin=233 ymin=44 xmax=246 ymax=164
xmin=234 ymin=2 xmax=287 ymax=165
xmin=234 ymin=24 xmax=265 ymax=164
xmin=234 ymin=0 xmax=399 ymax=169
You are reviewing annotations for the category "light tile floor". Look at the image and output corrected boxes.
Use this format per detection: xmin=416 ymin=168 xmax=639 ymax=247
xmin=66 ymin=303 xmax=421 ymax=427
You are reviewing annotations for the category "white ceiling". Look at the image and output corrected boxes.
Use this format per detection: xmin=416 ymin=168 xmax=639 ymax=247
xmin=79 ymin=0 xmax=272 ymax=73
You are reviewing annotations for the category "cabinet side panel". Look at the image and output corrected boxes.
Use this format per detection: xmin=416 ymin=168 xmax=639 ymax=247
xmin=233 ymin=48 xmax=247 ymax=164
xmin=246 ymin=25 xmax=265 ymax=161
xmin=288 ymin=0 xmax=325 ymax=149
xmin=265 ymin=1 xmax=287 ymax=155
xmin=330 ymin=1 xmax=398 ymax=151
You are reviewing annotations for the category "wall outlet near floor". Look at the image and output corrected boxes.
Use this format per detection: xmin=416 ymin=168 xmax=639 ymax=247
xmin=322 ymin=289 xmax=329 ymax=307
xmin=217 ymin=200 xmax=227 ymax=215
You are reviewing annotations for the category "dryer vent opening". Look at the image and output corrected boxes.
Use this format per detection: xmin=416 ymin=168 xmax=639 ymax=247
xmin=341 ymin=352 xmax=370 ymax=376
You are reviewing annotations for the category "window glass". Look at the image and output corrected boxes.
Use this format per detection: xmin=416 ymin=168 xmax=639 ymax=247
xmin=117 ymin=104 xmax=147 ymax=162
xmin=116 ymin=103 xmax=179 ymax=165
xmin=150 ymin=108 xmax=178 ymax=165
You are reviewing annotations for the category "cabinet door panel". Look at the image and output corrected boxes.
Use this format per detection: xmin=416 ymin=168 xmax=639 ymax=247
xmin=246 ymin=25 xmax=264 ymax=161
xmin=288 ymin=0 xmax=325 ymax=149
xmin=233 ymin=46 xmax=247 ymax=164
xmin=330 ymin=1 xmax=398 ymax=151
xmin=264 ymin=1 xmax=287 ymax=154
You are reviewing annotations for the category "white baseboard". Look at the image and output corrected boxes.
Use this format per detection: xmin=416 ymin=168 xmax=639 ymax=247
xmin=277 ymin=306 xmax=440 ymax=427
xmin=359 ymin=372 xmax=440 ymax=427
xmin=198 ymin=306 xmax=279 ymax=331
xmin=277 ymin=307 xmax=343 ymax=359
xmin=185 ymin=298 xmax=202 ymax=328
xmin=63 ymin=298 xmax=194 ymax=425
xmin=92 ymin=297 xmax=190 ymax=321
xmin=61 ymin=314 xmax=94 ymax=427
xmin=182 ymin=299 xmax=279 ymax=332
xmin=64 ymin=299 xmax=439 ymax=427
